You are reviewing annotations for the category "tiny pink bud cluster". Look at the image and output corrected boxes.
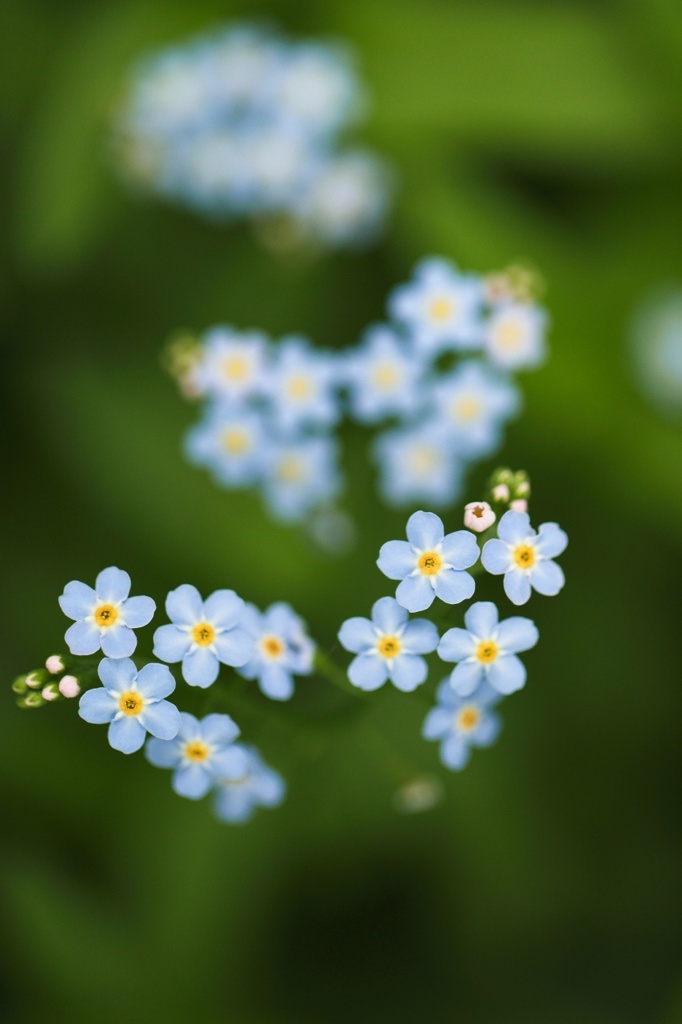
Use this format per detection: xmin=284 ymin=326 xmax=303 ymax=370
xmin=463 ymin=501 xmax=496 ymax=533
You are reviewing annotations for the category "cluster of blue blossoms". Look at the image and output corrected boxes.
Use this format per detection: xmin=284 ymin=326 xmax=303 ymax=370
xmin=113 ymin=23 xmax=392 ymax=249
xmin=174 ymin=257 xmax=548 ymax=524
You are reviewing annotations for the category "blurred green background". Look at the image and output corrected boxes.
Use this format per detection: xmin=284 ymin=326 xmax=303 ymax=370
xmin=2 ymin=1 xmax=681 ymax=1022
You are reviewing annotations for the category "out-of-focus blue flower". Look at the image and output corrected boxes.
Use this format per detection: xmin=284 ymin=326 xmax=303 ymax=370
xmin=344 ymin=324 xmax=426 ymax=423
xmin=145 ymin=712 xmax=247 ymax=799
xmin=422 ymin=678 xmax=502 ymax=770
xmin=338 ymin=596 xmax=438 ymax=692
xmin=78 ymin=658 xmax=180 ymax=754
xmin=273 ymin=42 xmax=364 ymax=137
xmin=484 ymin=302 xmax=548 ymax=372
xmin=482 ymin=510 xmax=568 ymax=606
xmin=261 ymin=434 xmax=341 ymax=522
xmin=237 ymin=602 xmax=315 ymax=700
xmin=265 ymin=336 xmax=340 ymax=432
xmin=59 ymin=567 xmax=155 ymax=659
xmin=194 ymin=326 xmax=270 ymax=403
xmin=438 ymin=600 xmax=538 ymax=696
xmin=213 ymin=744 xmax=286 ymax=823
xmin=373 ymin=421 xmax=464 ymax=508
xmin=184 ymin=405 xmax=267 ymax=488
xmin=377 ymin=510 xmax=478 ymax=612
xmin=630 ymin=288 xmax=682 ymax=418
xmin=431 ymin=361 xmax=521 ymax=460
xmin=153 ymin=585 xmax=253 ymax=687
xmin=388 ymin=258 xmax=484 ymax=357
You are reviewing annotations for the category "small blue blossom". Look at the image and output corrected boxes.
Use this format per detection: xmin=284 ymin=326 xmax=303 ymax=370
xmin=213 ymin=744 xmax=286 ymax=823
xmin=422 ymin=678 xmax=502 ymax=771
xmin=372 ymin=421 xmax=464 ymax=509
xmin=153 ymin=584 xmax=253 ymax=687
xmin=184 ymin=404 xmax=267 ymax=488
xmin=237 ymin=602 xmax=315 ymax=700
xmin=59 ymin=567 xmax=155 ymax=659
xmin=78 ymin=657 xmax=181 ymax=754
xmin=484 ymin=301 xmax=548 ymax=373
xmin=145 ymin=712 xmax=247 ymax=799
xmin=338 ymin=596 xmax=439 ymax=692
xmin=194 ymin=326 xmax=270 ymax=403
xmin=430 ymin=361 xmax=521 ymax=460
xmin=482 ymin=510 xmax=568 ymax=606
xmin=438 ymin=601 xmax=538 ymax=696
xmin=265 ymin=336 xmax=340 ymax=432
xmin=388 ymin=257 xmax=484 ymax=357
xmin=344 ymin=324 xmax=426 ymax=423
xmin=377 ymin=510 xmax=479 ymax=613
xmin=261 ymin=434 xmax=341 ymax=522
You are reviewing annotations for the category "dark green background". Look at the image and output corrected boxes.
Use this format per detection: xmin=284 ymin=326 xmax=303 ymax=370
xmin=2 ymin=2 xmax=680 ymax=1022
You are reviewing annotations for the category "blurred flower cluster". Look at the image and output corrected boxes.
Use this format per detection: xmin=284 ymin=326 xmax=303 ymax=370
xmin=630 ymin=287 xmax=682 ymax=419
xmin=168 ymin=257 xmax=548 ymax=525
xmin=112 ymin=22 xmax=393 ymax=249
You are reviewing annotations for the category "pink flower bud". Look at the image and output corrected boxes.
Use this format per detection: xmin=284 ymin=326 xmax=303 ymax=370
xmin=492 ymin=484 xmax=510 ymax=503
xmin=45 ymin=655 xmax=65 ymax=675
xmin=41 ymin=686 xmax=59 ymax=702
xmin=510 ymin=498 xmax=528 ymax=513
xmin=464 ymin=501 xmax=496 ymax=532
xmin=58 ymin=675 xmax=81 ymax=699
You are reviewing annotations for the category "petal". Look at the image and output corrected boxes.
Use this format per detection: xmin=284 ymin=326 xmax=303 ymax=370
xmin=338 ymin=617 xmax=376 ymax=653
xmin=497 ymin=510 xmax=533 ymax=544
xmin=100 ymin=625 xmax=137 ymax=659
xmin=182 ymin=647 xmax=220 ymax=688
xmin=254 ymin=768 xmax=286 ymax=806
xmin=258 ymin=664 xmax=295 ymax=701
xmin=422 ymin=707 xmax=454 ymax=740
xmin=390 ymin=655 xmax=427 ymax=692
xmin=213 ymin=627 xmax=254 ymax=668
xmin=141 ymin=700 xmax=181 ymax=740
xmin=481 ymin=539 xmax=512 ymax=575
xmin=535 ymin=522 xmax=568 ymax=559
xmin=214 ymin=789 xmax=254 ymax=824
xmin=136 ymin=662 xmax=176 ymax=700
xmin=441 ymin=735 xmax=471 ymax=771
xmin=166 ymin=584 xmax=204 ymax=625
xmin=371 ymin=596 xmax=409 ymax=633
xmin=172 ymin=764 xmax=212 ymax=800
xmin=433 ymin=569 xmax=475 ymax=606
xmin=98 ymin=657 xmax=137 ymax=692
xmin=95 ymin=567 xmax=131 ymax=604
xmin=395 ymin=574 xmax=435 ymax=613
xmin=153 ymin=624 xmax=190 ymax=663
xmin=377 ymin=540 xmax=416 ymax=580
xmin=464 ymin=601 xmax=499 ymax=638
xmin=437 ymin=628 xmax=476 ymax=663
xmin=58 ymin=581 xmax=96 ymax=620
xmin=199 ymin=713 xmax=240 ymax=746
xmin=530 ymin=560 xmax=565 ymax=597
xmin=212 ymin=745 xmax=249 ymax=779
xmin=145 ymin=736 xmax=182 ymax=769
xmin=504 ymin=570 xmax=532 ymax=606
xmin=449 ymin=661 xmax=484 ymax=696
xmin=78 ymin=688 xmax=116 ymax=724
xmin=65 ymin=620 xmax=101 ymax=656
xmin=406 ymin=510 xmax=444 ymax=549
xmin=496 ymin=616 xmax=539 ymax=653
xmin=203 ymin=589 xmax=246 ymax=630
xmin=108 ymin=717 xmax=146 ymax=754
xmin=440 ymin=531 xmax=479 ymax=569
xmin=487 ymin=654 xmax=526 ymax=695
xmin=120 ymin=595 xmax=156 ymax=628
xmin=473 ymin=713 xmax=502 ymax=747
xmin=176 ymin=712 xmax=201 ymax=742
xmin=402 ymin=619 xmax=439 ymax=654
xmin=347 ymin=654 xmax=388 ymax=690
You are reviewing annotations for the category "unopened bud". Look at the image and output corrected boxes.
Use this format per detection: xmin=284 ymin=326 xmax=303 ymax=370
xmin=510 ymin=499 xmax=528 ymax=513
xmin=45 ymin=655 xmax=65 ymax=675
xmin=58 ymin=675 xmax=81 ymax=699
xmin=491 ymin=484 xmax=510 ymax=503
xmin=41 ymin=685 xmax=59 ymax=702
xmin=26 ymin=670 xmax=48 ymax=689
xmin=20 ymin=692 xmax=44 ymax=709
xmin=515 ymin=481 xmax=530 ymax=498
xmin=11 ymin=676 xmax=28 ymax=695
xmin=464 ymin=501 xmax=496 ymax=532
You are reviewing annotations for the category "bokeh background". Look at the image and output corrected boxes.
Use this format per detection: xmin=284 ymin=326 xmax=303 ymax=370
xmin=2 ymin=1 xmax=681 ymax=1022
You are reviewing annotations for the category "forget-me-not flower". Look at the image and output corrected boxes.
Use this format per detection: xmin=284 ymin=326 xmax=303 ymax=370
xmin=482 ymin=510 xmax=567 ymax=606
xmin=59 ymin=567 xmax=155 ymax=659
xmin=78 ymin=657 xmax=180 ymax=754
xmin=388 ymin=257 xmax=484 ymax=357
xmin=438 ymin=601 xmax=538 ymax=696
xmin=261 ymin=434 xmax=341 ymax=522
xmin=194 ymin=326 xmax=270 ymax=403
xmin=184 ymin=405 xmax=267 ymax=488
xmin=153 ymin=585 xmax=253 ymax=687
xmin=377 ymin=510 xmax=479 ymax=613
xmin=213 ymin=744 xmax=286 ymax=823
xmin=265 ymin=336 xmax=340 ymax=432
xmin=372 ymin=421 xmax=464 ymax=509
xmin=237 ymin=602 xmax=315 ymax=700
xmin=431 ymin=361 xmax=520 ymax=460
xmin=484 ymin=302 xmax=548 ymax=373
xmin=344 ymin=324 xmax=426 ymax=423
xmin=145 ymin=712 xmax=248 ymax=799
xmin=422 ymin=678 xmax=502 ymax=770
xmin=338 ymin=596 xmax=439 ymax=692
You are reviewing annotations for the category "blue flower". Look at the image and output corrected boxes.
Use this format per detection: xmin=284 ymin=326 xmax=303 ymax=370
xmin=344 ymin=323 xmax=426 ymax=423
xmin=184 ymin=404 xmax=267 ymax=488
xmin=422 ymin=678 xmax=502 ymax=770
xmin=372 ymin=421 xmax=464 ymax=508
xmin=338 ymin=596 xmax=439 ymax=692
xmin=484 ymin=301 xmax=548 ymax=373
xmin=213 ymin=744 xmax=286 ymax=823
xmin=78 ymin=657 xmax=180 ymax=754
xmin=265 ymin=336 xmax=340 ymax=433
xmin=430 ymin=361 xmax=520 ymax=460
xmin=145 ymin=712 xmax=247 ymax=799
xmin=58 ymin=567 xmax=155 ymax=659
xmin=388 ymin=257 xmax=484 ymax=357
xmin=481 ymin=510 xmax=568 ymax=606
xmin=377 ymin=511 xmax=479 ymax=613
xmin=261 ymin=434 xmax=341 ymax=522
xmin=153 ymin=584 xmax=253 ymax=687
xmin=437 ymin=601 xmax=538 ymax=696
xmin=237 ymin=602 xmax=315 ymax=700
xmin=194 ymin=326 xmax=270 ymax=403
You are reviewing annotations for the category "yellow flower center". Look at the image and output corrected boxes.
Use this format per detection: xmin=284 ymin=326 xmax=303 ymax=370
xmin=222 ymin=427 xmax=250 ymax=454
xmin=513 ymin=544 xmax=536 ymax=569
xmin=277 ymin=456 xmax=304 ymax=483
xmin=119 ymin=691 xmax=143 ymax=716
xmin=476 ymin=640 xmax=499 ymax=664
xmin=94 ymin=603 xmax=119 ymax=628
xmin=260 ymin=635 xmax=285 ymax=660
xmin=418 ymin=551 xmax=442 ymax=575
xmin=454 ymin=396 xmax=481 ymax=422
xmin=287 ymin=376 xmax=312 ymax=401
xmin=408 ymin=447 xmax=437 ymax=476
xmin=497 ymin=321 xmax=523 ymax=350
xmin=377 ymin=635 xmax=402 ymax=659
xmin=456 ymin=705 xmax=481 ymax=733
xmin=222 ymin=356 xmax=248 ymax=381
xmin=372 ymin=363 xmax=399 ymax=389
xmin=192 ymin=622 xmax=216 ymax=646
xmin=184 ymin=741 xmax=210 ymax=763
xmin=429 ymin=297 xmax=454 ymax=322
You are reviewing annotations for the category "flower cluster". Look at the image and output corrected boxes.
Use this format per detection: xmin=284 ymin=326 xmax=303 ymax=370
xmin=113 ymin=23 xmax=392 ymax=250
xmin=171 ymin=258 xmax=548 ymax=525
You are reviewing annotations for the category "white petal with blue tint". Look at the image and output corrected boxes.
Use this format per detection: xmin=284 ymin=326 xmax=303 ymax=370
xmin=100 ymin=625 xmax=137 ymax=659
xmin=121 ymin=595 xmax=156 ymax=628
xmin=531 ymin=560 xmax=565 ymax=596
xmin=153 ymin=624 xmax=190 ymax=663
xmin=136 ymin=662 xmax=176 ymax=701
xmin=481 ymin=539 xmax=512 ymax=575
xmin=422 ymin=707 xmax=453 ymax=740
xmin=448 ymin=660 xmax=484 ymax=696
xmin=174 ymin=763 xmax=212 ymax=800
xmin=438 ymin=628 xmax=477 ymax=663
xmin=464 ymin=601 xmax=499 ymax=638
xmin=371 ymin=596 xmax=408 ymax=634
xmin=433 ymin=569 xmax=475 ymax=606
xmin=95 ymin=567 xmax=131 ymax=604
xmin=487 ymin=655 xmax=526 ymax=695
xmin=108 ymin=716 xmax=146 ymax=754
xmin=376 ymin=540 xmax=416 ymax=580
xmin=59 ymin=581 xmax=96 ymax=620
xmin=348 ymin=654 xmax=388 ymax=690
xmin=390 ymin=655 xmax=427 ymax=692
xmin=65 ymin=620 xmax=101 ymax=656
xmin=441 ymin=736 xmax=470 ymax=770
xmin=98 ymin=657 xmax=137 ymax=693
xmin=145 ymin=736 xmax=183 ymax=769
xmin=183 ymin=646 xmax=220 ymax=688
xmin=504 ymin=570 xmax=532 ymax=606
xmin=213 ymin=628 xmax=254 ymax=667
xmin=141 ymin=700 xmax=181 ymax=740
xmin=200 ymin=713 xmax=240 ymax=746
xmin=406 ymin=510 xmax=444 ymax=550
xmin=440 ymin=531 xmax=479 ymax=569
xmin=203 ymin=589 xmax=245 ymax=630
xmin=402 ymin=619 xmax=439 ymax=654
xmin=166 ymin=584 xmax=204 ymax=625
xmin=338 ymin=617 xmax=377 ymax=653
xmin=259 ymin=664 xmax=295 ymax=700
xmin=534 ymin=522 xmax=568 ymax=559
xmin=496 ymin=617 xmax=539 ymax=654
xmin=396 ymin=574 xmax=434 ymax=612
xmin=78 ymin=688 xmax=116 ymax=724
xmin=496 ymin=510 xmax=533 ymax=545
